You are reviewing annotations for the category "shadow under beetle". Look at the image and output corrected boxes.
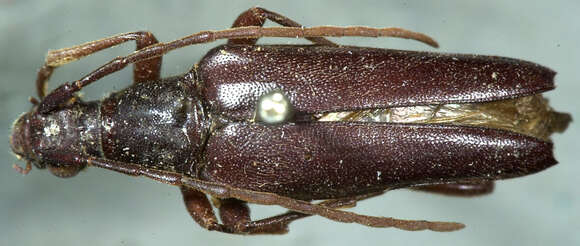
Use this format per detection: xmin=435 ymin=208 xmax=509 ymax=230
xmin=10 ymin=7 xmax=571 ymax=234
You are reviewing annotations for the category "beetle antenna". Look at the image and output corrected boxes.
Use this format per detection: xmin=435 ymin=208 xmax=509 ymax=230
xmin=13 ymin=162 xmax=32 ymax=175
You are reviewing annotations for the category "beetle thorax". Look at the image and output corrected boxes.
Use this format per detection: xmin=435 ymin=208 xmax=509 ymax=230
xmin=99 ymin=78 xmax=209 ymax=175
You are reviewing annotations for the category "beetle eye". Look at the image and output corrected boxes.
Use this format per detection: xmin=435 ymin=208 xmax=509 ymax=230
xmin=256 ymin=90 xmax=294 ymax=124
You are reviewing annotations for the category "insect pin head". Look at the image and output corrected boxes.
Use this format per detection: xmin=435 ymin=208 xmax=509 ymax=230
xmin=255 ymin=89 xmax=294 ymax=124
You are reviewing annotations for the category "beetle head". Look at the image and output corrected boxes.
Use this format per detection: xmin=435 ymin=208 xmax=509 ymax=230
xmin=10 ymin=109 xmax=88 ymax=178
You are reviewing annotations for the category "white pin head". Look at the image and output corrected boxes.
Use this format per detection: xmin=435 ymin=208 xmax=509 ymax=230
xmin=256 ymin=90 xmax=294 ymax=124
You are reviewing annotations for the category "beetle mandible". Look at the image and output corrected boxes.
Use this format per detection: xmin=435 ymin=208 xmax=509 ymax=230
xmin=10 ymin=7 xmax=571 ymax=234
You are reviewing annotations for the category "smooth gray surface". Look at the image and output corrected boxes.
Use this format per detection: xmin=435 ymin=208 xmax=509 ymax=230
xmin=1 ymin=1 xmax=577 ymax=245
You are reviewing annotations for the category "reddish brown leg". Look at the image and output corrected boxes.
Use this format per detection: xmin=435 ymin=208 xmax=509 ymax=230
xmin=182 ymin=190 xmax=290 ymax=234
xmin=216 ymin=198 xmax=290 ymax=234
xmin=37 ymin=25 xmax=437 ymax=114
xmin=233 ymin=191 xmax=386 ymax=234
xmin=184 ymin=193 xmax=379 ymax=234
xmin=215 ymin=198 xmax=250 ymax=228
xmin=85 ymin=155 xmax=464 ymax=232
xmin=180 ymin=177 xmax=464 ymax=232
xmin=207 ymin=192 xmax=384 ymax=234
xmin=413 ymin=180 xmax=495 ymax=197
xmin=35 ymin=31 xmax=161 ymax=99
xmin=180 ymin=186 xmax=223 ymax=231
xmin=229 ymin=7 xmax=336 ymax=46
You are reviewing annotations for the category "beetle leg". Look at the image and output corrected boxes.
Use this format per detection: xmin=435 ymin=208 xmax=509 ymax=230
xmin=181 ymin=191 xmax=290 ymax=234
xmin=229 ymin=7 xmax=336 ymax=46
xmin=413 ymin=180 xmax=495 ymax=197
xmin=215 ymin=198 xmax=293 ymax=234
xmin=70 ymin=155 xmax=463 ymax=232
xmin=215 ymin=193 xmax=383 ymax=234
xmin=229 ymin=191 xmax=386 ymax=234
xmin=214 ymin=198 xmax=252 ymax=230
xmin=35 ymin=31 xmax=161 ymax=99
xmin=205 ymin=192 xmax=384 ymax=234
xmin=180 ymin=186 xmax=230 ymax=232
xmin=37 ymin=26 xmax=437 ymax=114
xmin=180 ymin=176 xmax=465 ymax=232
xmin=181 ymin=190 xmax=291 ymax=234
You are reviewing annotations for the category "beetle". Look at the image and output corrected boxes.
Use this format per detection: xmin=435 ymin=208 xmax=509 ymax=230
xmin=9 ymin=7 xmax=571 ymax=234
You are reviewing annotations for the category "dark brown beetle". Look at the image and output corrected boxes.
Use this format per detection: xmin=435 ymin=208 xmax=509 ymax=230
xmin=10 ymin=7 xmax=571 ymax=234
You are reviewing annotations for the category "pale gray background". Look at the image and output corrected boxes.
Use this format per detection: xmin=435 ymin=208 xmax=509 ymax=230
xmin=1 ymin=0 xmax=578 ymax=245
